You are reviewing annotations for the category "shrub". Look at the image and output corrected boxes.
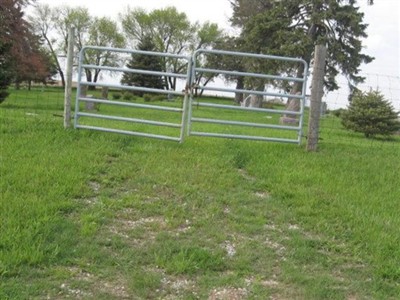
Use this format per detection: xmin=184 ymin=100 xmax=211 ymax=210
xmin=341 ymin=90 xmax=400 ymax=138
xmin=329 ymin=108 xmax=346 ymax=117
xmin=143 ymin=94 xmax=152 ymax=102
xmin=152 ymin=94 xmax=166 ymax=101
xmin=112 ymin=93 xmax=122 ymax=100
xmin=122 ymin=92 xmax=135 ymax=101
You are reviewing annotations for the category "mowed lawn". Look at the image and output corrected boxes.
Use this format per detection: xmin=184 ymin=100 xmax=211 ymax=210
xmin=1 ymin=87 xmax=399 ymax=299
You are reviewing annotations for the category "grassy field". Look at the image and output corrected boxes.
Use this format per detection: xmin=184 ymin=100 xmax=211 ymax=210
xmin=1 ymin=87 xmax=399 ymax=299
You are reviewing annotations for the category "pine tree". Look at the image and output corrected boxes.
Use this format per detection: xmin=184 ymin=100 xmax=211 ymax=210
xmin=229 ymin=0 xmax=374 ymax=92
xmin=121 ymin=36 xmax=165 ymax=97
xmin=341 ymin=90 xmax=400 ymax=138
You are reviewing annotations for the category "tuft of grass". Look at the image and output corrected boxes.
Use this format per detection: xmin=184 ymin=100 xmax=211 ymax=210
xmin=154 ymin=240 xmax=226 ymax=275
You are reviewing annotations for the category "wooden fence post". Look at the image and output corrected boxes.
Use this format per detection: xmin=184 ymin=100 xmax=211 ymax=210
xmin=64 ymin=27 xmax=75 ymax=128
xmin=307 ymin=44 xmax=327 ymax=151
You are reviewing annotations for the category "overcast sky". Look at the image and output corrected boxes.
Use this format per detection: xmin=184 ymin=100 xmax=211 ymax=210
xmin=33 ymin=0 xmax=399 ymax=108
xmin=35 ymin=0 xmax=399 ymax=78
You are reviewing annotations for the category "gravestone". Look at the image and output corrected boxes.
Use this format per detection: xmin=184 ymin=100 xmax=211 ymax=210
xmin=241 ymin=94 xmax=262 ymax=108
xmin=101 ymin=86 xmax=109 ymax=100
xmin=80 ymin=85 xmax=95 ymax=111
xmin=280 ymin=92 xmax=301 ymax=125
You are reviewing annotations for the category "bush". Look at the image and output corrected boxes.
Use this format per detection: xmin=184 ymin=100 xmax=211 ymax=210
xmin=122 ymin=92 xmax=136 ymax=101
xmin=341 ymin=90 xmax=400 ymax=138
xmin=329 ymin=108 xmax=346 ymax=117
xmin=112 ymin=93 xmax=122 ymax=100
xmin=143 ymin=94 xmax=152 ymax=102
xmin=152 ymin=94 xmax=166 ymax=101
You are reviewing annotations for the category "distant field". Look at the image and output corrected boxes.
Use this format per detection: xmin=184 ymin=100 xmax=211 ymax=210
xmin=1 ymin=87 xmax=399 ymax=299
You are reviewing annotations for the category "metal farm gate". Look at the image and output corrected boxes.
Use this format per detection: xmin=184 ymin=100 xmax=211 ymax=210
xmin=74 ymin=46 xmax=191 ymax=143
xmin=74 ymin=46 xmax=308 ymax=145
xmin=188 ymin=49 xmax=308 ymax=144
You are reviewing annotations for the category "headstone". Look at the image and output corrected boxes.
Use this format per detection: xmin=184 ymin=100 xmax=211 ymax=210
xmin=84 ymin=95 xmax=95 ymax=110
xmin=241 ymin=95 xmax=251 ymax=107
xmin=241 ymin=94 xmax=262 ymax=108
xmin=280 ymin=92 xmax=301 ymax=125
xmin=249 ymin=94 xmax=262 ymax=108
xmin=101 ymin=86 xmax=109 ymax=100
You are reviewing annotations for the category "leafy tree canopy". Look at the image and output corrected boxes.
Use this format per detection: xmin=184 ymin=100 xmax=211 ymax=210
xmin=0 ymin=0 xmax=54 ymax=102
xmin=120 ymin=6 xmax=223 ymax=90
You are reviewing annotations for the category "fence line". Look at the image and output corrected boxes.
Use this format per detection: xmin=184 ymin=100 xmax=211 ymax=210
xmin=2 ymin=73 xmax=399 ymax=148
xmin=323 ymin=73 xmax=400 ymax=111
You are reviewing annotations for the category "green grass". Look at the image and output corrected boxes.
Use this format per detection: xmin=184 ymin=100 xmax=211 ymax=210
xmin=1 ymin=86 xmax=399 ymax=299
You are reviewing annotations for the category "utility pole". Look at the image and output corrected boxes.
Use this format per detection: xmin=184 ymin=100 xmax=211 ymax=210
xmin=64 ymin=27 xmax=75 ymax=128
xmin=307 ymin=44 xmax=327 ymax=151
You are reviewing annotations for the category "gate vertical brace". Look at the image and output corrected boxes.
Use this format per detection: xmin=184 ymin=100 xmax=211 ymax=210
xmin=179 ymin=57 xmax=193 ymax=143
xmin=186 ymin=56 xmax=195 ymax=136
xmin=307 ymin=44 xmax=327 ymax=151
xmin=64 ymin=27 xmax=75 ymax=129
xmin=297 ymin=61 xmax=310 ymax=145
xmin=74 ymin=47 xmax=85 ymax=128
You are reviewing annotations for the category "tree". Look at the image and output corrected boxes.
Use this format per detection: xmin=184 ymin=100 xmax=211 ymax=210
xmin=190 ymin=22 xmax=224 ymax=97
xmin=0 ymin=0 xmax=53 ymax=102
xmin=13 ymin=31 xmax=56 ymax=89
xmin=341 ymin=90 xmax=400 ymax=138
xmin=121 ymin=7 xmax=199 ymax=90
xmin=31 ymin=5 xmax=126 ymax=89
xmin=230 ymin=0 xmax=374 ymax=95
xmin=207 ymin=35 xmax=248 ymax=103
xmin=0 ymin=43 xmax=13 ymax=103
xmin=121 ymin=36 xmax=165 ymax=96
xmin=0 ymin=0 xmax=25 ymax=102
xmin=29 ymin=3 xmax=66 ymax=87
xmin=85 ymin=17 xmax=125 ymax=88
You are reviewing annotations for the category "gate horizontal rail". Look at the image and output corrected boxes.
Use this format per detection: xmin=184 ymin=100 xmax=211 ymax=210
xmin=191 ymin=118 xmax=300 ymax=131
xmin=195 ymin=67 xmax=305 ymax=83
xmin=81 ymin=82 xmax=185 ymax=96
xmin=191 ymin=101 xmax=302 ymax=115
xmin=76 ymin=125 xmax=182 ymax=142
xmin=78 ymin=97 xmax=183 ymax=112
xmin=77 ymin=112 xmax=182 ymax=128
xmin=189 ymin=132 xmax=300 ymax=144
xmin=81 ymin=64 xmax=188 ymax=79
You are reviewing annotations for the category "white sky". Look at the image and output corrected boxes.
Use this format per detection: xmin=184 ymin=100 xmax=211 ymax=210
xmin=34 ymin=0 xmax=399 ymax=77
xmin=36 ymin=0 xmax=233 ymax=28
xmin=32 ymin=0 xmax=399 ymax=108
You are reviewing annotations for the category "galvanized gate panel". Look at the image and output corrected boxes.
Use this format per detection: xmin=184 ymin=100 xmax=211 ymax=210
xmin=74 ymin=46 xmax=308 ymax=145
xmin=74 ymin=46 xmax=191 ymax=143
xmin=188 ymin=49 xmax=309 ymax=144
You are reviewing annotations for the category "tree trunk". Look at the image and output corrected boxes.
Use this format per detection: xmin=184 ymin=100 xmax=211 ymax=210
xmin=85 ymin=69 xmax=95 ymax=91
xmin=43 ymin=34 xmax=65 ymax=88
xmin=235 ymin=76 xmax=244 ymax=104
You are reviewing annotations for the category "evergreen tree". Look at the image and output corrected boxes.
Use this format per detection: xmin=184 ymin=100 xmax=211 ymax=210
xmin=341 ymin=90 xmax=400 ymax=138
xmin=230 ymin=0 xmax=374 ymax=93
xmin=121 ymin=36 xmax=165 ymax=97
